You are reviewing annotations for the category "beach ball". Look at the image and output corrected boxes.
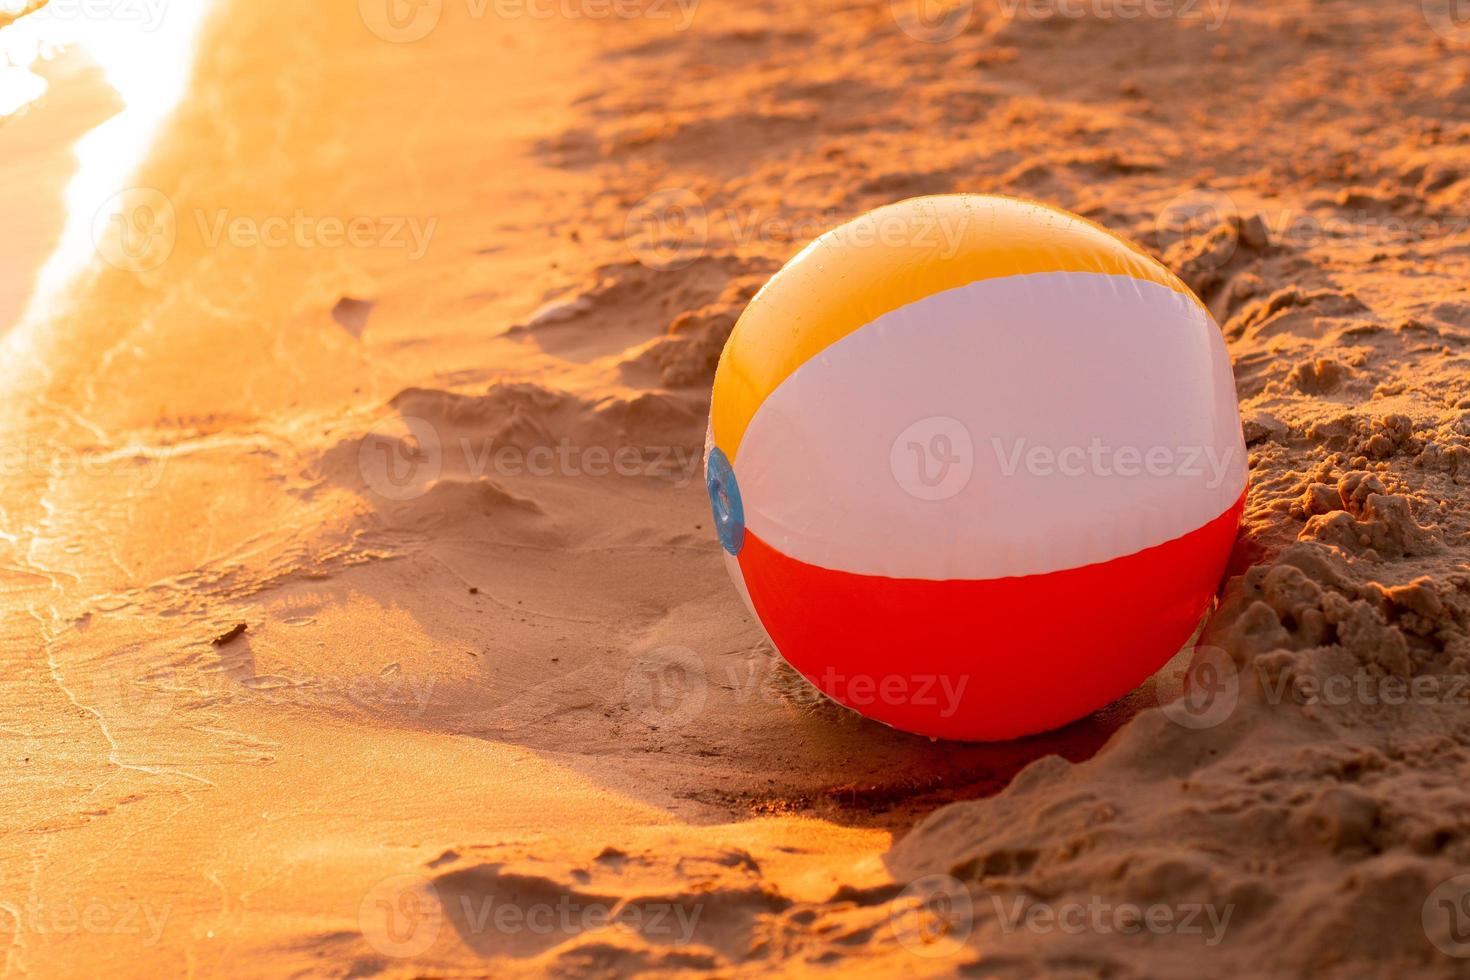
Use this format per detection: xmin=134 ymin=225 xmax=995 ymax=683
xmin=705 ymin=195 xmax=1246 ymax=741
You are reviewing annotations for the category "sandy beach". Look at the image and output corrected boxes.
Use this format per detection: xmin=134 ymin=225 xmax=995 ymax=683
xmin=4 ymin=0 xmax=1470 ymax=976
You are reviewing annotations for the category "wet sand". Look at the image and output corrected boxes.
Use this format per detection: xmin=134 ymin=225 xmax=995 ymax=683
xmin=0 ymin=48 xmax=118 ymax=333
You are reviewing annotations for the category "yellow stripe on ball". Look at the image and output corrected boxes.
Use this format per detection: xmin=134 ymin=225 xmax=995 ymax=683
xmin=712 ymin=194 xmax=1195 ymax=460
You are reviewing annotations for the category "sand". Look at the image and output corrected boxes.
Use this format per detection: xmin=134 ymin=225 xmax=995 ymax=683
xmin=3 ymin=0 xmax=1470 ymax=976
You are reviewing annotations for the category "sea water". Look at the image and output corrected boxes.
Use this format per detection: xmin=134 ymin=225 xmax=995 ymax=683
xmin=0 ymin=0 xmax=213 ymax=335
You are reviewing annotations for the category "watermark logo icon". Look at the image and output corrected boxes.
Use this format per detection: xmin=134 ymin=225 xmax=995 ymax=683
xmin=360 ymin=0 xmax=445 ymax=42
xmin=29 ymin=0 xmax=170 ymax=32
xmin=1157 ymin=645 xmax=1239 ymax=730
xmin=623 ymin=645 xmax=707 ymax=728
xmin=360 ymin=874 xmax=442 ymax=958
xmin=1154 ymin=187 xmax=1238 ymax=270
xmin=358 ymin=416 xmax=443 ymax=501
xmin=890 ymin=874 xmax=974 ymax=957
xmin=1424 ymin=873 xmax=1470 ymax=958
xmin=890 ymin=416 xmax=974 ymax=501
xmin=1423 ymin=0 xmax=1470 ymax=43
xmin=93 ymin=187 xmax=176 ymax=273
xmin=623 ymin=188 xmax=709 ymax=271
xmin=888 ymin=0 xmax=974 ymax=42
xmin=90 ymin=660 xmax=177 ymax=731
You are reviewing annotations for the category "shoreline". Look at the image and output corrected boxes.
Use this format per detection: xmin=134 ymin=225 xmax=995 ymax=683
xmin=0 ymin=46 xmax=117 ymax=335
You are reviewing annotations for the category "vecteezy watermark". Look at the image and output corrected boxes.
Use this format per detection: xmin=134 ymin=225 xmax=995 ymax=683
xmin=622 ymin=192 xmax=977 ymax=271
xmin=891 ymin=416 xmax=975 ymax=502
xmin=891 ymin=875 xmax=974 ymax=957
xmin=887 ymin=0 xmax=975 ymax=43
xmin=890 ymin=421 xmax=1242 ymax=502
xmin=812 ymin=667 xmax=969 ymax=719
xmin=357 ymin=0 xmax=444 ymax=41
xmin=889 ymin=0 xmax=1232 ymax=43
xmin=2 ymin=900 xmax=172 ymax=947
xmin=1424 ymin=873 xmax=1470 ymax=958
xmin=1154 ymin=187 xmax=1241 ymax=270
xmin=89 ymin=658 xmax=179 ymax=731
xmin=622 ymin=189 xmax=709 ymax=272
xmin=91 ymin=189 xmax=437 ymax=273
xmin=620 ymin=646 xmax=974 ymax=730
xmin=359 ymin=416 xmax=444 ymax=502
xmin=1257 ymin=209 xmax=1470 ymax=249
xmin=0 ymin=439 xmax=169 ymax=490
xmin=1156 ymin=186 xmax=1470 ymax=272
xmin=1157 ymin=645 xmax=1240 ymax=730
xmin=623 ymin=645 xmax=708 ymax=728
xmin=1159 ymin=646 xmax=1470 ymax=731
xmin=193 ymin=210 xmax=436 ymax=260
xmin=92 ymin=187 xmax=177 ymax=274
xmin=889 ymin=875 xmax=1234 ymax=958
xmin=1280 ymin=671 xmax=1470 ymax=709
xmin=450 ymin=893 xmax=704 ymax=945
xmin=23 ymin=0 xmax=169 ymax=30
xmin=358 ymin=872 xmax=705 ymax=958
xmin=357 ymin=0 xmax=698 ymax=43
xmin=1423 ymin=0 xmax=1470 ymax=44
xmin=987 ymin=892 xmax=1233 ymax=946
xmin=995 ymin=0 xmax=1230 ymax=30
xmin=357 ymin=415 xmax=704 ymax=502
xmin=1156 ymin=188 xmax=1238 ymax=243
xmin=991 ymin=438 xmax=1241 ymax=491
xmin=360 ymin=874 xmax=443 ymax=958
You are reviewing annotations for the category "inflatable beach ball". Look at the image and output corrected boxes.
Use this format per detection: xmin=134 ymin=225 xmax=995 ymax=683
xmin=705 ymin=195 xmax=1247 ymax=741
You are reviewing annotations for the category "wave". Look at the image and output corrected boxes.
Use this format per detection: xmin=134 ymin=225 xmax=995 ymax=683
xmin=0 ymin=0 xmax=53 ymax=117
xmin=0 ymin=1 xmax=49 ymax=31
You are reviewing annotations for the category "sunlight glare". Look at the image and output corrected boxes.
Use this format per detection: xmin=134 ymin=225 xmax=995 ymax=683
xmin=2 ymin=0 xmax=215 ymax=331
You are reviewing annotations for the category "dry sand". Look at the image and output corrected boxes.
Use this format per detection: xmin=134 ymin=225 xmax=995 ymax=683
xmin=3 ymin=0 xmax=1470 ymax=976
